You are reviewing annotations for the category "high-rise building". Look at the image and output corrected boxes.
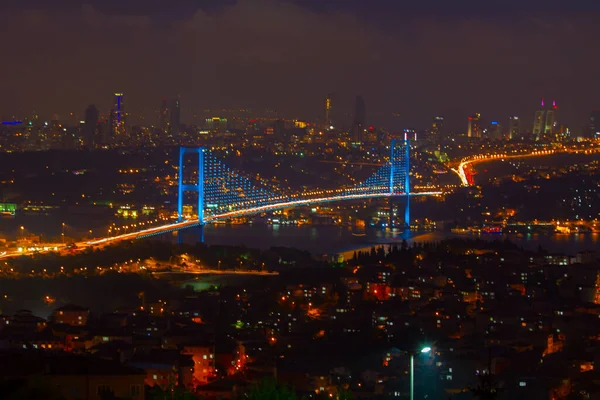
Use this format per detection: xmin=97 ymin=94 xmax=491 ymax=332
xmin=351 ymin=95 xmax=366 ymax=143
xmin=324 ymin=93 xmax=333 ymax=128
xmin=532 ymin=98 xmax=557 ymax=140
xmin=159 ymin=99 xmax=170 ymax=135
xmin=489 ymin=121 xmax=502 ymax=140
xmin=508 ymin=116 xmax=520 ymax=140
xmin=467 ymin=113 xmax=481 ymax=139
xmin=110 ymin=92 xmax=126 ymax=141
xmin=589 ymin=110 xmax=600 ymax=139
xmin=431 ymin=116 xmax=444 ymax=138
xmin=170 ymin=97 xmax=181 ymax=137
xmin=83 ymin=105 xmax=99 ymax=148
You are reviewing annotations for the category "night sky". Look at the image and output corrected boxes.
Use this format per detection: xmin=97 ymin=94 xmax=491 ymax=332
xmin=1 ymin=0 xmax=600 ymax=131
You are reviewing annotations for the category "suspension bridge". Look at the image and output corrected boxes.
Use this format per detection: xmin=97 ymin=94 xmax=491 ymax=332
xmin=0 ymin=140 xmax=443 ymax=259
xmin=86 ymin=139 xmax=442 ymax=244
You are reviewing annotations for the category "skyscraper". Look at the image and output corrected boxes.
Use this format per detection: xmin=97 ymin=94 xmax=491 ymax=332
xmin=170 ymin=96 xmax=181 ymax=137
xmin=489 ymin=121 xmax=502 ymax=140
xmin=83 ymin=105 xmax=99 ymax=148
xmin=324 ymin=93 xmax=333 ymax=128
xmin=532 ymin=98 xmax=557 ymax=140
xmin=352 ymin=95 xmax=366 ymax=143
xmin=110 ymin=92 xmax=126 ymax=141
xmin=467 ymin=113 xmax=481 ymax=139
xmin=431 ymin=116 xmax=444 ymax=138
xmin=508 ymin=116 xmax=520 ymax=140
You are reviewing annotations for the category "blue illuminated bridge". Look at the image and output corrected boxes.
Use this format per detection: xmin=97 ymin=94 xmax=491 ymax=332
xmin=89 ymin=139 xmax=442 ymax=245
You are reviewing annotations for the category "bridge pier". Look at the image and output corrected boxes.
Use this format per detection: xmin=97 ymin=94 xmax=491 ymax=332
xmin=178 ymin=146 xmax=205 ymax=224
xmin=175 ymin=224 xmax=204 ymax=244
xmin=404 ymin=136 xmax=411 ymax=230
xmin=198 ymin=224 xmax=205 ymax=244
xmin=388 ymin=196 xmax=411 ymax=229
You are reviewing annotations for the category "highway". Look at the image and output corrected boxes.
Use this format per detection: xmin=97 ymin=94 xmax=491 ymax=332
xmin=453 ymin=149 xmax=559 ymax=186
xmin=452 ymin=145 xmax=600 ymax=187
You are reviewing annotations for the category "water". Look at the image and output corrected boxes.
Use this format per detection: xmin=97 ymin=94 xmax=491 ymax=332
xmin=2 ymin=213 xmax=599 ymax=259
xmin=179 ymin=224 xmax=599 ymax=258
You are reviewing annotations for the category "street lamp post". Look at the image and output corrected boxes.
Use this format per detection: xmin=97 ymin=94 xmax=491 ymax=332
xmin=62 ymin=222 xmax=65 ymax=244
xmin=410 ymin=346 xmax=431 ymax=400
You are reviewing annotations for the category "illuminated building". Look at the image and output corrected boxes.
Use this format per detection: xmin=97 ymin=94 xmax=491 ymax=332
xmin=351 ymin=95 xmax=366 ymax=143
xmin=532 ymin=98 xmax=557 ymax=140
xmin=0 ymin=202 xmax=16 ymax=216
xmin=205 ymin=117 xmax=227 ymax=133
xmin=83 ymin=104 xmax=99 ymax=148
xmin=508 ymin=116 xmax=520 ymax=140
xmin=109 ymin=92 xmax=126 ymax=141
xmin=467 ymin=113 xmax=481 ymax=139
xmin=294 ymin=120 xmax=307 ymax=129
xmin=52 ymin=304 xmax=90 ymax=326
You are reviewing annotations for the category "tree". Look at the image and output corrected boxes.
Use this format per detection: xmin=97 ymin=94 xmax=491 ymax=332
xmin=401 ymin=239 xmax=408 ymax=251
xmin=242 ymin=378 xmax=298 ymax=400
xmin=470 ymin=372 xmax=500 ymax=400
xmin=337 ymin=387 xmax=354 ymax=400
xmin=146 ymin=384 xmax=199 ymax=400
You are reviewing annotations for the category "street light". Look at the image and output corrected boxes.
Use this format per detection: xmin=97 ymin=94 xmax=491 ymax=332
xmin=410 ymin=346 xmax=432 ymax=400
xmin=62 ymin=222 xmax=65 ymax=244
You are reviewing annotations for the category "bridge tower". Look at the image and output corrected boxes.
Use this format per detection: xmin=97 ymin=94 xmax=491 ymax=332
xmin=389 ymin=138 xmax=411 ymax=229
xmin=177 ymin=146 xmax=205 ymax=224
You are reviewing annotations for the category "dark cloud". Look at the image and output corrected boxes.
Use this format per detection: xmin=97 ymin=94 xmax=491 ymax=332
xmin=0 ymin=0 xmax=599 ymax=131
xmin=5 ymin=0 xmax=600 ymax=17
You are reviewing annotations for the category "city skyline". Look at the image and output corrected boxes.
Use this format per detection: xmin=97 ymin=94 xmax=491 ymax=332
xmin=1 ymin=1 xmax=600 ymax=130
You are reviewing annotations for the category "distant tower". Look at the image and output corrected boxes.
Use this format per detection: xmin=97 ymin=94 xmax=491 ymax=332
xmin=83 ymin=105 xmax=99 ymax=148
xmin=324 ymin=93 xmax=333 ymax=128
xmin=110 ymin=92 xmax=126 ymax=141
xmin=508 ymin=116 xmax=520 ymax=140
xmin=352 ymin=95 xmax=366 ymax=143
xmin=170 ymin=96 xmax=181 ymax=137
xmin=467 ymin=113 xmax=481 ymax=139
xmin=533 ymin=98 xmax=557 ymax=140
